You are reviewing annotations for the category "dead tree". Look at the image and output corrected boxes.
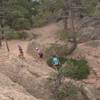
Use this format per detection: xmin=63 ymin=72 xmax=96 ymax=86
xmin=0 ymin=0 xmax=10 ymax=51
xmin=62 ymin=0 xmax=86 ymax=55
xmin=0 ymin=19 xmax=10 ymax=52
xmin=0 ymin=37 xmax=2 ymax=47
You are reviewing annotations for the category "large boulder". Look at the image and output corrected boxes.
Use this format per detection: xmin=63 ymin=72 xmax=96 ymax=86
xmin=27 ymin=40 xmax=45 ymax=58
xmin=78 ymin=17 xmax=100 ymax=42
xmin=63 ymin=79 xmax=100 ymax=100
xmin=79 ymin=27 xmax=100 ymax=42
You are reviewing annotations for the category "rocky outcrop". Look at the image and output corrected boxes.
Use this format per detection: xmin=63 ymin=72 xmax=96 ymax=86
xmin=0 ymin=42 xmax=55 ymax=100
xmin=63 ymin=79 xmax=100 ymax=100
xmin=27 ymin=40 xmax=44 ymax=57
xmin=78 ymin=17 xmax=100 ymax=42
xmin=0 ymin=54 xmax=55 ymax=100
xmin=0 ymin=72 xmax=39 ymax=100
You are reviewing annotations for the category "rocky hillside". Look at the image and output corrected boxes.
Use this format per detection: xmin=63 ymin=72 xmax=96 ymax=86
xmin=0 ymin=43 xmax=55 ymax=100
xmin=0 ymin=22 xmax=100 ymax=100
xmin=78 ymin=17 xmax=100 ymax=42
xmin=1 ymin=43 xmax=100 ymax=100
xmin=71 ymin=40 xmax=100 ymax=88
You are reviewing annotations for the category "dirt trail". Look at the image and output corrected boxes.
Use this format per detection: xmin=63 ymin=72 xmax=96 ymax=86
xmin=5 ymin=22 xmax=63 ymax=57
xmin=27 ymin=22 xmax=63 ymax=46
xmin=8 ymin=40 xmax=29 ymax=57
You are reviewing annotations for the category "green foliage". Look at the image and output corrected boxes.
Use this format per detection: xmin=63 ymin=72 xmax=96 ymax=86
xmin=33 ymin=6 xmax=58 ymax=27
xmin=0 ymin=0 xmax=99 ymax=31
xmin=93 ymin=9 xmax=100 ymax=17
xmin=45 ymin=44 xmax=69 ymax=58
xmin=33 ymin=15 xmax=48 ymax=27
xmin=33 ymin=0 xmax=65 ymax=26
xmin=81 ymin=0 xmax=98 ymax=16
xmin=58 ymin=30 xmax=80 ymax=41
xmin=35 ymin=0 xmax=99 ymax=26
xmin=59 ymin=59 xmax=90 ymax=80
xmin=57 ymin=30 xmax=68 ymax=40
xmin=55 ymin=82 xmax=79 ymax=100
xmin=12 ymin=18 xmax=31 ymax=30
xmin=48 ymin=73 xmax=80 ymax=100
xmin=0 ymin=0 xmax=39 ymax=29
xmin=5 ymin=31 xmax=27 ymax=40
xmin=47 ymin=57 xmax=53 ymax=67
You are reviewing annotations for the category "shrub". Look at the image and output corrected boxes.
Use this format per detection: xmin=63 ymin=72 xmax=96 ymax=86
xmin=59 ymin=59 xmax=90 ymax=80
xmin=12 ymin=18 xmax=31 ymax=30
xmin=58 ymin=30 xmax=69 ymax=40
xmin=33 ymin=11 xmax=55 ymax=27
xmin=5 ymin=31 xmax=28 ymax=40
xmin=55 ymin=82 xmax=79 ymax=100
xmin=45 ymin=44 xmax=68 ymax=59
xmin=58 ymin=30 xmax=78 ymax=40
xmin=33 ymin=15 xmax=48 ymax=27
xmin=33 ymin=18 xmax=47 ymax=27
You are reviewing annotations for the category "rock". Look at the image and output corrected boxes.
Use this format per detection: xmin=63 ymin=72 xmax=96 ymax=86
xmin=81 ymin=85 xmax=97 ymax=100
xmin=78 ymin=17 xmax=100 ymax=42
xmin=0 ymin=73 xmax=39 ymax=100
xmin=27 ymin=40 xmax=44 ymax=57
xmin=64 ymin=79 xmax=99 ymax=100
xmin=0 ymin=55 xmax=55 ymax=100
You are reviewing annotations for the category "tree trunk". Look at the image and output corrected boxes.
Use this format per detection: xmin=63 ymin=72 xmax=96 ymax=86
xmin=1 ymin=20 xmax=10 ymax=52
xmin=0 ymin=39 xmax=2 ymax=47
xmin=1 ymin=22 xmax=4 ymax=40
xmin=66 ymin=0 xmax=77 ymax=55
xmin=64 ymin=17 xmax=68 ymax=31
xmin=0 ymin=25 xmax=3 ymax=48
xmin=5 ymin=39 xmax=10 ymax=52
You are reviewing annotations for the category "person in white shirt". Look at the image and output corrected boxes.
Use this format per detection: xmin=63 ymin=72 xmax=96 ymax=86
xmin=36 ymin=48 xmax=43 ymax=58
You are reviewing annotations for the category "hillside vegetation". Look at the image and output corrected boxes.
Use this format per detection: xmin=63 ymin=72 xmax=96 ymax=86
xmin=0 ymin=0 xmax=100 ymax=100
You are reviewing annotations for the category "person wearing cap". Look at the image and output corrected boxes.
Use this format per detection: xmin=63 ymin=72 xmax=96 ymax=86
xmin=36 ymin=48 xmax=43 ymax=58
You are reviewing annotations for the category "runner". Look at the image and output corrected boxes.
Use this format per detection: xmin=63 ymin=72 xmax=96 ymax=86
xmin=36 ymin=48 xmax=43 ymax=59
xmin=17 ymin=45 xmax=24 ymax=59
